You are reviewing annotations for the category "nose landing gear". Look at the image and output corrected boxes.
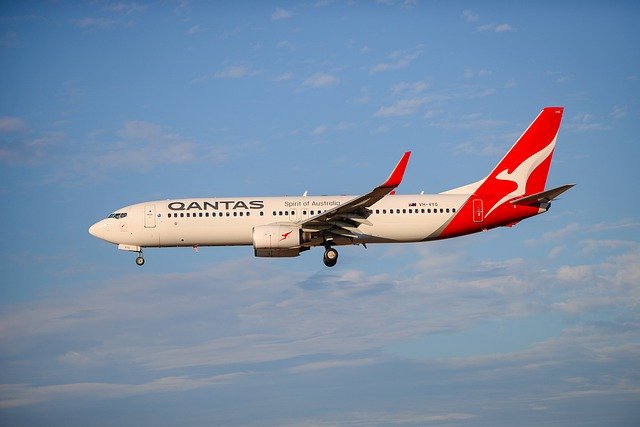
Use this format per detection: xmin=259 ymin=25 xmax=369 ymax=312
xmin=323 ymin=246 xmax=338 ymax=267
xmin=135 ymin=249 xmax=145 ymax=266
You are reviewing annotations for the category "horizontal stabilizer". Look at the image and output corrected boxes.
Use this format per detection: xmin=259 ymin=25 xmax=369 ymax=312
xmin=510 ymin=184 xmax=575 ymax=206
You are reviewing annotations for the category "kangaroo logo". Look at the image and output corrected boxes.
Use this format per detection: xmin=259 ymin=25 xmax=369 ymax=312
xmin=279 ymin=231 xmax=293 ymax=241
xmin=484 ymin=136 xmax=556 ymax=219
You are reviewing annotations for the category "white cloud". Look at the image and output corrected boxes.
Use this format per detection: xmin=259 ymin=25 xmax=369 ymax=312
xmin=0 ymin=116 xmax=27 ymax=133
xmin=565 ymin=112 xmax=606 ymax=132
xmin=74 ymin=17 xmax=117 ymax=29
xmin=312 ymin=125 xmax=328 ymax=136
xmin=214 ymin=65 xmax=258 ymax=79
xmin=192 ymin=65 xmax=259 ymax=83
xmin=274 ymin=72 xmax=294 ymax=81
xmin=477 ymin=23 xmax=514 ymax=33
xmin=187 ymin=24 xmax=202 ymax=34
xmin=611 ymin=106 xmax=627 ymax=119
xmin=462 ymin=9 xmax=479 ymax=22
xmin=272 ymin=8 xmax=294 ymax=20
xmin=0 ymin=374 xmax=245 ymax=409
xmin=464 ymin=68 xmax=492 ymax=78
xmin=303 ymin=72 xmax=340 ymax=88
xmin=276 ymin=40 xmax=293 ymax=49
xmin=104 ymin=2 xmax=148 ymax=14
xmin=0 ymin=131 xmax=62 ymax=165
xmin=391 ymin=81 xmax=428 ymax=94
xmin=374 ymin=98 xmax=426 ymax=117
xmin=529 ymin=222 xmax=581 ymax=244
xmin=369 ymin=46 xmax=423 ymax=73
xmin=2 ymin=235 xmax=640 ymax=417
xmin=556 ymin=265 xmax=593 ymax=283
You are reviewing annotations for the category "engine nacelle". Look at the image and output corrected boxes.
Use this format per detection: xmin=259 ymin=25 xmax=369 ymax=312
xmin=252 ymin=224 xmax=305 ymax=258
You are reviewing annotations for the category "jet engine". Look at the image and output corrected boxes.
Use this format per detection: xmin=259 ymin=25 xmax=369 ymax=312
xmin=252 ymin=224 xmax=309 ymax=257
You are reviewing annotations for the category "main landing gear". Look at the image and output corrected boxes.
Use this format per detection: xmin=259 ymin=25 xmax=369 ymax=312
xmin=323 ymin=246 xmax=338 ymax=267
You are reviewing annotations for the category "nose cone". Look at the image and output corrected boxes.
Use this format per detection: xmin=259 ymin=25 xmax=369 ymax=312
xmin=89 ymin=220 xmax=111 ymax=242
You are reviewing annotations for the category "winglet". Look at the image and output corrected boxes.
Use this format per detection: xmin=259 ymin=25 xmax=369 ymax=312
xmin=381 ymin=151 xmax=411 ymax=188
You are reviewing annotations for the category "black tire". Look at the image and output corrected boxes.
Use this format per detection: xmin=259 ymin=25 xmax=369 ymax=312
xmin=323 ymin=248 xmax=338 ymax=267
xmin=135 ymin=256 xmax=145 ymax=266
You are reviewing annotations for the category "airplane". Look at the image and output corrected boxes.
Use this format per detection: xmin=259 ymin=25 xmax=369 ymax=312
xmin=89 ymin=107 xmax=574 ymax=267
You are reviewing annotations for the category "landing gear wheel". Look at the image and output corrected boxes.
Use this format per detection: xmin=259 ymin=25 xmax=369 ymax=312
xmin=323 ymin=247 xmax=338 ymax=267
xmin=135 ymin=256 xmax=145 ymax=266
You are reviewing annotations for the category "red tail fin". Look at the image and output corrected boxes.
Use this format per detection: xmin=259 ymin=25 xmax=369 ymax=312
xmin=440 ymin=107 xmax=564 ymax=237
xmin=479 ymin=107 xmax=563 ymax=218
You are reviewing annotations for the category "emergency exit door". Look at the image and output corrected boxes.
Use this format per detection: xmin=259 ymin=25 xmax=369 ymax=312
xmin=144 ymin=205 xmax=156 ymax=228
xmin=472 ymin=199 xmax=483 ymax=223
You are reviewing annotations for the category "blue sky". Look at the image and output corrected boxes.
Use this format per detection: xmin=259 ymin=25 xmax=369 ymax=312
xmin=1 ymin=1 xmax=639 ymax=426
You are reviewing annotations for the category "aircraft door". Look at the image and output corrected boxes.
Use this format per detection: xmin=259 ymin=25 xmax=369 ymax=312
xmin=144 ymin=205 xmax=157 ymax=228
xmin=472 ymin=199 xmax=483 ymax=223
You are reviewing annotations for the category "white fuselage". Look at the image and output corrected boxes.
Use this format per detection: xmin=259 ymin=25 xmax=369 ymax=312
xmin=89 ymin=193 xmax=470 ymax=249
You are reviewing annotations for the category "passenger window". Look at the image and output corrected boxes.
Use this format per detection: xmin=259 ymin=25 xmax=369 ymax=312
xmin=226 ymin=212 xmax=230 ymax=217
xmin=260 ymin=212 xmax=264 ymax=216
xmin=440 ymin=208 xmax=443 ymax=213
xmin=180 ymin=213 xmax=184 ymax=218
xmin=446 ymin=208 xmax=450 ymax=213
xmin=453 ymin=208 xmax=456 ymax=213
xmin=403 ymin=209 xmax=406 ymax=214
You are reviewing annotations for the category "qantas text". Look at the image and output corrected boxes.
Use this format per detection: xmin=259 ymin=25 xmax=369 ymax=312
xmin=168 ymin=200 xmax=265 ymax=211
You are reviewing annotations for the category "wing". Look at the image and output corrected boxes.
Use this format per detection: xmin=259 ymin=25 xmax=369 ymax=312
xmin=510 ymin=183 xmax=575 ymax=206
xmin=299 ymin=151 xmax=411 ymax=241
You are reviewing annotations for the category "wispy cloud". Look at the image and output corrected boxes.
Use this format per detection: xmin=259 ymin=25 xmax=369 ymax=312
xmin=462 ymin=9 xmax=479 ymax=22
xmin=103 ymin=2 xmax=148 ymax=14
xmin=274 ymin=72 xmax=294 ymax=82
xmin=272 ymin=8 xmax=294 ymax=20
xmin=565 ymin=112 xmax=607 ymax=132
xmin=0 ymin=126 xmax=63 ymax=165
xmin=0 ymin=116 xmax=27 ymax=133
xmin=611 ymin=105 xmax=627 ymax=119
xmin=391 ymin=80 xmax=429 ymax=95
xmin=477 ymin=23 xmax=514 ymax=33
xmin=192 ymin=65 xmax=260 ymax=83
xmin=369 ymin=46 xmax=423 ymax=73
xmin=213 ymin=65 xmax=259 ymax=79
xmin=74 ymin=17 xmax=117 ymax=29
xmin=302 ymin=72 xmax=340 ymax=88
xmin=0 ymin=374 xmax=245 ymax=409
xmin=187 ymin=24 xmax=202 ymax=34
xmin=374 ymin=98 xmax=427 ymax=117
xmin=463 ymin=68 xmax=492 ymax=79
xmin=2 ymin=233 xmax=639 ymax=413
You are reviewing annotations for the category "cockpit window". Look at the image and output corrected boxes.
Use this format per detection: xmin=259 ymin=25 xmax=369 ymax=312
xmin=108 ymin=212 xmax=127 ymax=219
